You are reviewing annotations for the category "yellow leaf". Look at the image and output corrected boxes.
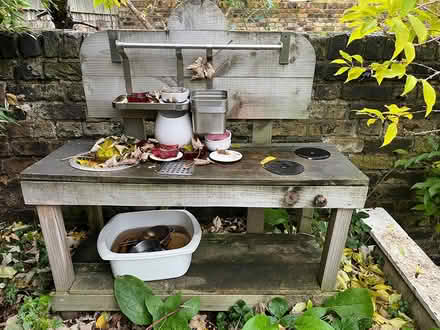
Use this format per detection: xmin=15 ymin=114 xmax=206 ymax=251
xmin=388 ymin=317 xmax=408 ymax=328
xmin=373 ymin=312 xmax=388 ymax=324
xmin=408 ymin=14 xmax=428 ymax=43
xmin=435 ymin=223 xmax=440 ymax=233
xmin=367 ymin=118 xmax=377 ymax=126
xmin=401 ymin=74 xmax=418 ymax=96
xmin=0 ymin=266 xmax=17 ymax=279
xmin=344 ymin=248 xmax=353 ymax=256
xmin=260 ymin=156 xmax=276 ymax=165
xmin=339 ymin=50 xmax=352 ymax=62
xmin=389 ymin=293 xmax=401 ymax=305
xmin=373 ymin=283 xmax=392 ymax=291
xmin=415 ymin=264 xmax=423 ymax=278
xmin=331 ymin=59 xmax=348 ymax=65
xmin=335 ymin=67 xmax=350 ymax=76
xmin=348 ymin=27 xmax=363 ymax=45
xmin=6 ymin=93 xmax=17 ymax=106
xmin=96 ymin=312 xmax=109 ymax=329
xmin=351 ymin=279 xmax=363 ymax=288
xmin=390 ymin=17 xmax=410 ymax=60
xmin=357 ymin=108 xmax=385 ymax=121
xmin=306 ymin=299 xmax=313 ymax=310
xmin=292 ymin=302 xmax=307 ymax=313
xmin=382 ymin=122 xmax=398 ymax=147
xmin=368 ymin=264 xmax=384 ymax=275
xmin=376 ymin=289 xmax=390 ymax=301
xmin=422 ymin=80 xmax=436 ymax=117
xmin=404 ymin=42 xmax=415 ymax=64
xmin=352 ymin=54 xmax=364 ymax=64
xmin=345 ymin=67 xmax=367 ymax=83
xmin=344 ymin=264 xmax=353 ymax=272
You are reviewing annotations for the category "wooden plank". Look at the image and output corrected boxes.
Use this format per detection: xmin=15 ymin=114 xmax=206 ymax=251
xmin=22 ymin=182 xmax=369 ymax=208
xmin=52 ymin=292 xmax=333 ymax=312
xmin=298 ymin=208 xmax=313 ymax=233
xmin=36 ymin=206 xmax=74 ymax=292
xmin=87 ymin=206 xmax=104 ymax=233
xmin=20 ymin=141 xmax=370 ymax=186
xmin=318 ymin=208 xmax=353 ymax=291
xmin=247 ymin=208 xmax=265 ymax=233
xmin=363 ymin=208 xmax=440 ymax=327
xmin=80 ymin=30 xmax=315 ymax=119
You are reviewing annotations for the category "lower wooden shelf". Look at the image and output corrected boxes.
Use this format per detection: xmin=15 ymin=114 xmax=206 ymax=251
xmin=53 ymin=234 xmax=333 ymax=311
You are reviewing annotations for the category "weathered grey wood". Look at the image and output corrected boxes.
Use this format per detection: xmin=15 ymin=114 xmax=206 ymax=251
xmin=22 ymin=182 xmax=368 ymax=208
xmin=52 ymin=292 xmax=333 ymax=312
xmin=252 ymin=120 xmax=272 ymax=144
xmin=21 ymin=141 xmax=369 ymax=186
xmin=298 ymin=208 xmax=313 ymax=233
xmin=36 ymin=206 xmax=74 ymax=292
xmin=363 ymin=208 xmax=440 ymax=327
xmin=318 ymin=208 xmax=353 ymax=291
xmin=247 ymin=208 xmax=265 ymax=233
xmin=123 ymin=117 xmax=146 ymax=139
xmin=51 ymin=233 xmax=331 ymax=311
xmin=80 ymin=30 xmax=315 ymax=119
xmin=87 ymin=206 xmax=104 ymax=233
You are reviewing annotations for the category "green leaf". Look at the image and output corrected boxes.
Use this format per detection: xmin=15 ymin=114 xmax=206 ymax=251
xmin=280 ymin=314 xmax=297 ymax=328
xmin=323 ymin=288 xmax=374 ymax=320
xmin=145 ymin=295 xmax=165 ymax=322
xmin=429 ymin=183 xmax=440 ymax=197
xmin=264 ymin=208 xmax=289 ymax=226
xmin=114 ymin=275 xmax=152 ymax=325
xmin=352 ymin=54 xmax=364 ymax=64
xmin=339 ymin=50 xmax=352 ymax=63
xmin=401 ymin=75 xmax=418 ymax=96
xmin=404 ymin=42 xmax=415 ymax=64
xmin=242 ymin=314 xmax=279 ymax=330
xmin=401 ymin=0 xmax=417 ymax=16
xmin=422 ymin=80 xmax=436 ymax=117
xmin=164 ymin=294 xmax=182 ymax=313
xmin=345 ymin=67 xmax=367 ymax=83
xmin=178 ymin=297 xmax=200 ymax=322
xmin=268 ymin=297 xmax=289 ymax=319
xmin=408 ymin=14 xmax=428 ymax=43
xmin=302 ymin=307 xmax=328 ymax=319
xmin=335 ymin=67 xmax=350 ymax=76
xmin=393 ymin=149 xmax=408 ymax=155
xmin=331 ymin=59 xmax=348 ymax=65
xmin=411 ymin=204 xmax=425 ymax=211
xmin=295 ymin=315 xmax=334 ymax=330
xmin=390 ymin=17 xmax=410 ymax=60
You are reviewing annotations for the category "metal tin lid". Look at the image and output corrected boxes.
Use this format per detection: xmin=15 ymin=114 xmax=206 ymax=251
xmin=295 ymin=147 xmax=330 ymax=160
xmin=264 ymin=160 xmax=304 ymax=175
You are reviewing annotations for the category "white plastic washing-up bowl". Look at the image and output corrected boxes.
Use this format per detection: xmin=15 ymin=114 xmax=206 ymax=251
xmin=97 ymin=210 xmax=202 ymax=281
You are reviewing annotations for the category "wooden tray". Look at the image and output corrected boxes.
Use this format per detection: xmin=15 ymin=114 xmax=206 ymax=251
xmin=112 ymin=95 xmax=190 ymax=111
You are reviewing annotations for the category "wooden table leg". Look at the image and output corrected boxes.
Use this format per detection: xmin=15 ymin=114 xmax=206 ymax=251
xmin=87 ymin=206 xmax=104 ymax=233
xmin=298 ymin=208 xmax=313 ymax=233
xmin=318 ymin=208 xmax=353 ymax=291
xmin=247 ymin=208 xmax=265 ymax=233
xmin=37 ymin=205 xmax=74 ymax=292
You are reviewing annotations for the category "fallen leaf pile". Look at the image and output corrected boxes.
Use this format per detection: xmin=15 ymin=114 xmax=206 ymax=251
xmin=71 ymin=136 xmax=155 ymax=169
xmin=203 ymin=216 xmax=246 ymax=233
xmin=335 ymin=246 xmax=416 ymax=329
xmin=187 ymin=57 xmax=216 ymax=80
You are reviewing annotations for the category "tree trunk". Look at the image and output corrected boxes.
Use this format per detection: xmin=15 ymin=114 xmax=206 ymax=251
xmin=48 ymin=0 xmax=74 ymax=29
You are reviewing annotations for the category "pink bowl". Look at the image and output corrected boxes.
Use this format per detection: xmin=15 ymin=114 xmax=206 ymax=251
xmin=206 ymin=130 xmax=231 ymax=141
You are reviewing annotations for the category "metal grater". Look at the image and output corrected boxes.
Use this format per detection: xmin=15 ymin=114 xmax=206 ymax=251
xmin=159 ymin=161 xmax=194 ymax=176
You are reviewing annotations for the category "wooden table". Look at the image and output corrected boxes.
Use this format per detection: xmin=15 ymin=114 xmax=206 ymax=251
xmin=20 ymin=141 xmax=368 ymax=311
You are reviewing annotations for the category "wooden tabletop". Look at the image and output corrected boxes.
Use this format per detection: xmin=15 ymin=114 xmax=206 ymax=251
xmin=21 ymin=140 xmax=369 ymax=186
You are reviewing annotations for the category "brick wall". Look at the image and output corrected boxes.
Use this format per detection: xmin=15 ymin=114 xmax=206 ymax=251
xmin=0 ymin=30 xmax=439 ymax=259
xmin=119 ymin=0 xmax=355 ymax=32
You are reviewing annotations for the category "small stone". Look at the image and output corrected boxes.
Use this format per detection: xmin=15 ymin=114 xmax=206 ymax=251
xmin=36 ymin=103 xmax=86 ymax=120
xmin=7 ymin=122 xmax=33 ymax=138
xmin=0 ymin=33 xmax=17 ymax=58
xmin=226 ymin=120 xmax=251 ymax=137
xmin=14 ymin=61 xmax=43 ymax=80
xmin=63 ymin=82 xmax=85 ymax=102
xmin=272 ymin=120 xmax=307 ymax=136
xmin=41 ymin=30 xmax=62 ymax=57
xmin=44 ymin=62 xmax=81 ymax=81
xmin=32 ymin=120 xmax=57 ymax=138
xmin=56 ymin=121 xmax=83 ymax=138
xmin=13 ymin=83 xmax=65 ymax=102
xmin=309 ymin=100 xmax=350 ymax=120
xmin=60 ymin=31 xmax=83 ymax=58
xmin=18 ymin=33 xmax=42 ymax=57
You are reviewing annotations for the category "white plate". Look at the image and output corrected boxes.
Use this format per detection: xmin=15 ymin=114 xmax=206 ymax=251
xmin=149 ymin=151 xmax=183 ymax=162
xmin=209 ymin=150 xmax=243 ymax=163
xmin=69 ymin=158 xmax=136 ymax=172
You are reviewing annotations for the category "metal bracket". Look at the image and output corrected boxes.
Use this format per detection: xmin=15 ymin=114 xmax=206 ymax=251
xmin=279 ymin=33 xmax=291 ymax=65
xmin=176 ymin=48 xmax=184 ymax=87
xmin=108 ymin=30 xmax=121 ymax=63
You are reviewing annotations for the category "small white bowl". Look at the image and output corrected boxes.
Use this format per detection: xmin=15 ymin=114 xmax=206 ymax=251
xmin=160 ymin=87 xmax=189 ymax=103
xmin=205 ymin=130 xmax=232 ymax=151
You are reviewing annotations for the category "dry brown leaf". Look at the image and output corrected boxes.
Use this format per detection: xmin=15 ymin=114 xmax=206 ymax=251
xmin=6 ymin=93 xmax=17 ymax=105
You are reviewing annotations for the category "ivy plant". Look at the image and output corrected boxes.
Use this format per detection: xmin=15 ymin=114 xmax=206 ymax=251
xmin=331 ymin=0 xmax=440 ymax=146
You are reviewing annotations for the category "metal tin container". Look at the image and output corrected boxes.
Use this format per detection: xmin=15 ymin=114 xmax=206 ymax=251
xmin=191 ymin=90 xmax=228 ymax=135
